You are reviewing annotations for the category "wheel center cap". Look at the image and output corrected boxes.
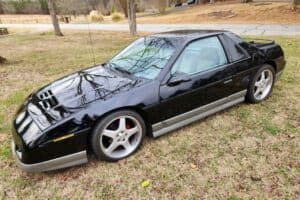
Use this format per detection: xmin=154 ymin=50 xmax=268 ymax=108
xmin=118 ymin=132 xmax=126 ymax=141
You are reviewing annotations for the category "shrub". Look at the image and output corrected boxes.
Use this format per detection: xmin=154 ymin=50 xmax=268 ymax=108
xmin=89 ymin=10 xmax=104 ymax=22
xmin=39 ymin=0 xmax=48 ymax=14
xmin=10 ymin=0 xmax=27 ymax=14
xmin=111 ymin=12 xmax=123 ymax=22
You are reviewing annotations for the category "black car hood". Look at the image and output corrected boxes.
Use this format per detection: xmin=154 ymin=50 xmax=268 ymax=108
xmin=26 ymin=65 xmax=142 ymax=130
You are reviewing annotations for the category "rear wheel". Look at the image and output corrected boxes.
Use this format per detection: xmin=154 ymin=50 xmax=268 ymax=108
xmin=91 ymin=110 xmax=146 ymax=161
xmin=246 ymin=64 xmax=275 ymax=103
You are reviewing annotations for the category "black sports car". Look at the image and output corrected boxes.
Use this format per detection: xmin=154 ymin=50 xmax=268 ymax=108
xmin=12 ymin=30 xmax=285 ymax=172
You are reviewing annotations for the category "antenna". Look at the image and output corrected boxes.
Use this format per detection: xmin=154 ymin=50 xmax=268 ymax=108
xmin=86 ymin=22 xmax=96 ymax=65
xmin=85 ymin=0 xmax=96 ymax=65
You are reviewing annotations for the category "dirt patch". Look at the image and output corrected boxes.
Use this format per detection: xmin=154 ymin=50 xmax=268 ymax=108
xmin=253 ymin=2 xmax=272 ymax=6
xmin=205 ymin=10 xmax=236 ymax=18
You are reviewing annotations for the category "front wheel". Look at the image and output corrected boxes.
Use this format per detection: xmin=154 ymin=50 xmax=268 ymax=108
xmin=246 ymin=64 xmax=275 ymax=103
xmin=91 ymin=110 xmax=146 ymax=161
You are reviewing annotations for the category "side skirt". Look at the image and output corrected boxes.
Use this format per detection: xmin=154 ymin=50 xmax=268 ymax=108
xmin=152 ymin=90 xmax=247 ymax=138
xmin=12 ymin=141 xmax=88 ymax=172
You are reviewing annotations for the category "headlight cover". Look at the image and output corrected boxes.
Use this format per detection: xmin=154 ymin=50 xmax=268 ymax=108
xmin=22 ymin=120 xmax=42 ymax=146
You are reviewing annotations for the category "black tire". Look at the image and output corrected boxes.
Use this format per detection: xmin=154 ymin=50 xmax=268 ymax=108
xmin=91 ymin=110 xmax=146 ymax=161
xmin=246 ymin=64 xmax=275 ymax=103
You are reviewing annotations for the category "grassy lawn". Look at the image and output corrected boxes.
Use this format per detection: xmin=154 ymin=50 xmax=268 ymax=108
xmin=0 ymin=31 xmax=299 ymax=199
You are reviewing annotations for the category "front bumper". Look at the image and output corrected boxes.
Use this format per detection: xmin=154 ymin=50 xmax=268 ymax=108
xmin=11 ymin=141 xmax=88 ymax=172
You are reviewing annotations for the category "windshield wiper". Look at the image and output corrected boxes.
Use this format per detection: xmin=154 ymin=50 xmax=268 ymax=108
xmin=114 ymin=66 xmax=132 ymax=75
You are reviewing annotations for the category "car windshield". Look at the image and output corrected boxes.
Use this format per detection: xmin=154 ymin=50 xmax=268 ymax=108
xmin=108 ymin=37 xmax=176 ymax=79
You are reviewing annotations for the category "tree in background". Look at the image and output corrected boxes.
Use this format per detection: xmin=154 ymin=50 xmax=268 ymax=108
xmin=127 ymin=0 xmax=136 ymax=36
xmin=47 ymin=0 xmax=63 ymax=36
xmin=39 ymin=0 xmax=49 ymax=14
xmin=0 ymin=2 xmax=3 ymax=14
xmin=86 ymin=0 xmax=100 ymax=10
xmin=99 ymin=0 xmax=110 ymax=15
xmin=56 ymin=0 xmax=90 ymax=15
xmin=292 ymin=0 xmax=300 ymax=9
xmin=119 ymin=0 xmax=128 ymax=17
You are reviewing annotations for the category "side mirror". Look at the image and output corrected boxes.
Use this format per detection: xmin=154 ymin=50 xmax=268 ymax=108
xmin=167 ymin=72 xmax=191 ymax=86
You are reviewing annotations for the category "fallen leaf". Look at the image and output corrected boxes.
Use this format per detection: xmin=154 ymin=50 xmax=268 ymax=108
xmin=141 ymin=180 xmax=150 ymax=188
xmin=190 ymin=163 xmax=197 ymax=169
xmin=288 ymin=134 xmax=295 ymax=139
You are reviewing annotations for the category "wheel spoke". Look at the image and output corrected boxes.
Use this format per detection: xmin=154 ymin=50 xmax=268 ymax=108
xmin=261 ymin=71 xmax=266 ymax=80
xmin=118 ymin=117 xmax=126 ymax=131
xmin=122 ymin=140 xmax=132 ymax=151
xmin=254 ymin=88 xmax=261 ymax=97
xmin=126 ymin=126 xmax=139 ymax=138
xmin=102 ymin=129 xmax=117 ymax=138
xmin=266 ymin=76 xmax=271 ymax=85
xmin=105 ymin=140 xmax=119 ymax=154
xmin=255 ymin=81 xmax=261 ymax=87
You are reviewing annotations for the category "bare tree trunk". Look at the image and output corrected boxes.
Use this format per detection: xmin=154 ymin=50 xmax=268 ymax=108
xmin=292 ymin=0 xmax=300 ymax=9
xmin=127 ymin=0 xmax=136 ymax=36
xmin=47 ymin=0 xmax=63 ymax=36
xmin=120 ymin=0 xmax=128 ymax=18
xmin=0 ymin=2 xmax=3 ymax=14
xmin=98 ymin=0 xmax=110 ymax=15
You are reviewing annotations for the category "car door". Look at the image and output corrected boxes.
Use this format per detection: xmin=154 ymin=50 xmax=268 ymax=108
xmin=157 ymin=36 xmax=237 ymax=122
xmin=219 ymin=33 xmax=252 ymax=93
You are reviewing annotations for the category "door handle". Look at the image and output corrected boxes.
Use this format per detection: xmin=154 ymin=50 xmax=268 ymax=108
xmin=223 ymin=79 xmax=233 ymax=84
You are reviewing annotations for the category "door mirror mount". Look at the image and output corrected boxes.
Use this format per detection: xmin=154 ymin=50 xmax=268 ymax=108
xmin=167 ymin=72 xmax=191 ymax=86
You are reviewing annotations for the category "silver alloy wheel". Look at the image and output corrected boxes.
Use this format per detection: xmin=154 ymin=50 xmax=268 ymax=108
xmin=99 ymin=115 xmax=143 ymax=159
xmin=253 ymin=69 xmax=274 ymax=101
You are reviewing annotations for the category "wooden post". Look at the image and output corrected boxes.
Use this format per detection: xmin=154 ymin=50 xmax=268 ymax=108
xmin=127 ymin=0 xmax=136 ymax=36
xmin=47 ymin=0 xmax=63 ymax=36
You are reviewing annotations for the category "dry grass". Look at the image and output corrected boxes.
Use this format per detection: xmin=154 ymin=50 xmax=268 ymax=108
xmin=0 ymin=30 xmax=299 ymax=199
xmin=0 ymin=14 xmax=111 ymax=24
xmin=0 ymin=14 xmax=52 ymax=24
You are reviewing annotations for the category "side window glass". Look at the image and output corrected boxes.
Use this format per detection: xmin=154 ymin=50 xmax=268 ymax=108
xmin=171 ymin=36 xmax=227 ymax=75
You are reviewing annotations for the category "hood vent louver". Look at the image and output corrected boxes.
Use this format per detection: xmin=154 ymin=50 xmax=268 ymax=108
xmin=39 ymin=90 xmax=58 ymax=110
